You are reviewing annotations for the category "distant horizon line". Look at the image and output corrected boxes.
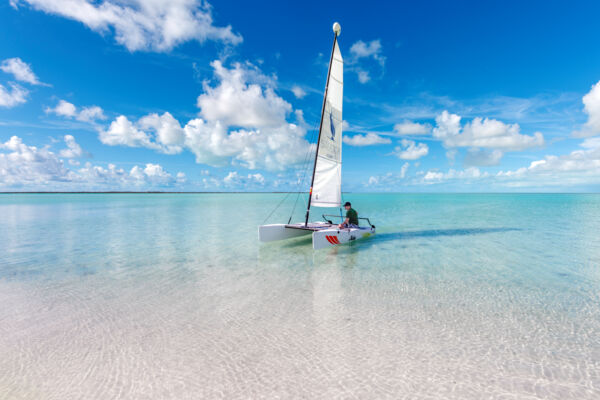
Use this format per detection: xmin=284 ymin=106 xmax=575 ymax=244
xmin=1 ymin=191 xmax=599 ymax=195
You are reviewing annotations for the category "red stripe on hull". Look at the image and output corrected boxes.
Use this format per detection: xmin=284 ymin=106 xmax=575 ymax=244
xmin=325 ymin=235 xmax=341 ymax=245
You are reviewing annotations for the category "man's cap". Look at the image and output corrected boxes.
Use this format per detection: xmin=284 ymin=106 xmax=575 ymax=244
xmin=344 ymin=202 xmax=351 ymax=207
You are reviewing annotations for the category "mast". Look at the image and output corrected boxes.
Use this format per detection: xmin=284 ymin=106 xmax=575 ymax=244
xmin=305 ymin=22 xmax=341 ymax=226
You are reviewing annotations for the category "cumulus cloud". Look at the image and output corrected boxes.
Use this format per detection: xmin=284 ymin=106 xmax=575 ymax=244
xmin=394 ymin=120 xmax=431 ymax=135
xmin=185 ymin=118 xmax=310 ymax=170
xmin=10 ymin=0 xmax=242 ymax=52
xmin=496 ymin=139 xmax=600 ymax=186
xmin=0 ymin=135 xmax=184 ymax=190
xmin=130 ymin=163 xmax=181 ymax=185
xmin=343 ymin=133 xmax=391 ymax=146
xmin=100 ymin=115 xmax=158 ymax=149
xmin=76 ymin=162 xmax=182 ymax=188
xmin=46 ymin=99 xmax=106 ymax=122
xmin=291 ymin=85 xmax=307 ymax=99
xmin=367 ymin=162 xmax=409 ymax=188
xmin=433 ymin=110 xmax=544 ymax=151
xmin=46 ymin=99 xmax=76 ymax=117
xmin=0 ymin=57 xmax=44 ymax=85
xmin=100 ymin=61 xmax=312 ymax=171
xmin=463 ymin=148 xmax=503 ymax=167
xmin=223 ymin=171 xmax=265 ymax=187
xmin=416 ymin=136 xmax=600 ymax=188
xmin=422 ymin=167 xmax=487 ymax=184
xmin=348 ymin=39 xmax=385 ymax=84
xmin=349 ymin=40 xmax=385 ymax=65
xmin=197 ymin=60 xmax=291 ymax=128
xmin=0 ymin=83 xmax=27 ymax=108
xmin=0 ymin=136 xmax=73 ymax=186
xmin=59 ymin=135 xmax=84 ymax=158
xmin=78 ymin=106 xmax=106 ymax=122
xmin=138 ymin=112 xmax=185 ymax=154
xmin=356 ymin=71 xmax=370 ymax=84
xmin=393 ymin=139 xmax=429 ymax=160
xmin=574 ymin=80 xmax=600 ymax=138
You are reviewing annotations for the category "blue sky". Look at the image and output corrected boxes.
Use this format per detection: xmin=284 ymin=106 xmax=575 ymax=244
xmin=1 ymin=0 xmax=600 ymax=192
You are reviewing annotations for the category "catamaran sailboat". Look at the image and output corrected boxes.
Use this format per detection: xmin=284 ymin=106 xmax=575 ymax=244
xmin=258 ymin=22 xmax=376 ymax=250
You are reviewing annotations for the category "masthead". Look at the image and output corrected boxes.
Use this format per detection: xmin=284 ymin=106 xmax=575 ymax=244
xmin=333 ymin=22 xmax=341 ymax=36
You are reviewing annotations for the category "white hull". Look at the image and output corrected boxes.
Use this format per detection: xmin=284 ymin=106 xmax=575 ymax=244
xmin=258 ymin=223 xmax=313 ymax=242
xmin=258 ymin=222 xmax=375 ymax=250
xmin=312 ymin=226 xmax=375 ymax=250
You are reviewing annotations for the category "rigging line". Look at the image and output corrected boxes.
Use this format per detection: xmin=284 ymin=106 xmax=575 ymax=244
xmin=289 ymin=121 xmax=320 ymax=221
xmin=261 ymin=191 xmax=293 ymax=225
xmin=263 ymin=122 xmax=317 ymax=225
xmin=260 ymin=109 xmax=320 ymax=225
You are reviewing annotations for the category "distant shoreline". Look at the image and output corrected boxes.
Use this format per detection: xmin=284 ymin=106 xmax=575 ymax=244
xmin=0 ymin=191 xmax=309 ymax=194
xmin=0 ymin=192 xmax=598 ymax=194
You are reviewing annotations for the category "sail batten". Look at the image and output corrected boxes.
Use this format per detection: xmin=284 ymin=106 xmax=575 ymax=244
xmin=310 ymin=37 xmax=343 ymax=208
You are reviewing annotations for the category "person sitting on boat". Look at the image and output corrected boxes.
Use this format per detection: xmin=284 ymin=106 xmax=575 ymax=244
xmin=338 ymin=202 xmax=359 ymax=228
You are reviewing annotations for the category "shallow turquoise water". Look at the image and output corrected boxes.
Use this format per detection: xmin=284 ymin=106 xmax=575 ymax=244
xmin=1 ymin=193 xmax=599 ymax=399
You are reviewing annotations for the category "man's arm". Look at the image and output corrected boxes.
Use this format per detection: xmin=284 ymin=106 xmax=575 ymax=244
xmin=338 ymin=217 xmax=349 ymax=228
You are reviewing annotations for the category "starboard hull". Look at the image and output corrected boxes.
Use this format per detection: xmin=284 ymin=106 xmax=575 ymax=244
xmin=258 ymin=223 xmax=375 ymax=249
xmin=312 ymin=226 xmax=375 ymax=250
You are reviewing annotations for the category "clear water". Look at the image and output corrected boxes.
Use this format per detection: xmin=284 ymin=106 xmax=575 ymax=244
xmin=1 ymin=193 xmax=599 ymax=399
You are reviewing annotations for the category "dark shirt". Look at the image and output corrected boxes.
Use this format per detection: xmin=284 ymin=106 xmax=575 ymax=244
xmin=346 ymin=208 xmax=358 ymax=225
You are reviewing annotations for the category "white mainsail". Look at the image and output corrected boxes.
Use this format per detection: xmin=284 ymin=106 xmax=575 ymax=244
xmin=310 ymin=37 xmax=343 ymax=208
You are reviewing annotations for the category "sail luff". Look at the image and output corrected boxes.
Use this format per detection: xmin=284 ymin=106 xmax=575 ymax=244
xmin=310 ymin=33 xmax=343 ymax=209
xmin=304 ymin=30 xmax=340 ymax=226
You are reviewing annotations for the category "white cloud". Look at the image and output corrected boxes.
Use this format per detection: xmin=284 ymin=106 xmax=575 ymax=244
xmin=422 ymin=167 xmax=487 ymax=184
xmin=0 ymin=57 xmax=43 ymax=85
xmin=11 ymin=0 xmax=242 ymax=52
xmin=343 ymin=133 xmax=391 ymax=146
xmin=130 ymin=163 xmax=180 ymax=185
xmin=78 ymin=105 xmax=106 ymax=122
xmin=574 ymin=80 xmax=600 ymax=138
xmin=46 ymin=99 xmax=106 ymax=122
xmin=77 ymin=162 xmax=180 ymax=188
xmin=349 ymin=40 xmax=385 ymax=65
xmin=46 ymin=99 xmax=77 ymax=118
xmin=433 ymin=110 xmax=544 ymax=151
xmin=0 ymin=83 xmax=27 ymax=108
xmin=367 ymin=162 xmax=410 ymax=188
xmin=416 ymin=136 xmax=600 ymax=188
xmin=393 ymin=139 xmax=429 ymax=160
xmin=446 ymin=149 xmax=458 ymax=165
xmin=582 ymin=137 xmax=600 ymax=149
xmin=0 ymin=135 xmax=183 ymax=190
xmin=99 ymin=115 xmax=158 ymax=149
xmin=138 ymin=112 xmax=185 ymax=154
xmin=100 ymin=61 xmax=312 ymax=171
xmin=432 ymin=110 xmax=462 ymax=138
xmin=197 ymin=60 xmax=291 ymax=128
xmin=0 ymin=136 xmax=73 ymax=186
xmin=183 ymin=118 xmax=309 ymax=171
xmin=291 ymin=85 xmax=307 ymax=99
xmin=357 ymin=71 xmax=370 ymax=84
xmin=223 ymin=171 xmax=265 ymax=187
xmin=348 ymin=39 xmax=385 ymax=84
xmin=394 ymin=120 xmax=431 ymax=135
xmin=463 ymin=148 xmax=503 ymax=167
xmin=496 ymin=139 xmax=600 ymax=186
xmin=59 ymin=135 xmax=84 ymax=158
